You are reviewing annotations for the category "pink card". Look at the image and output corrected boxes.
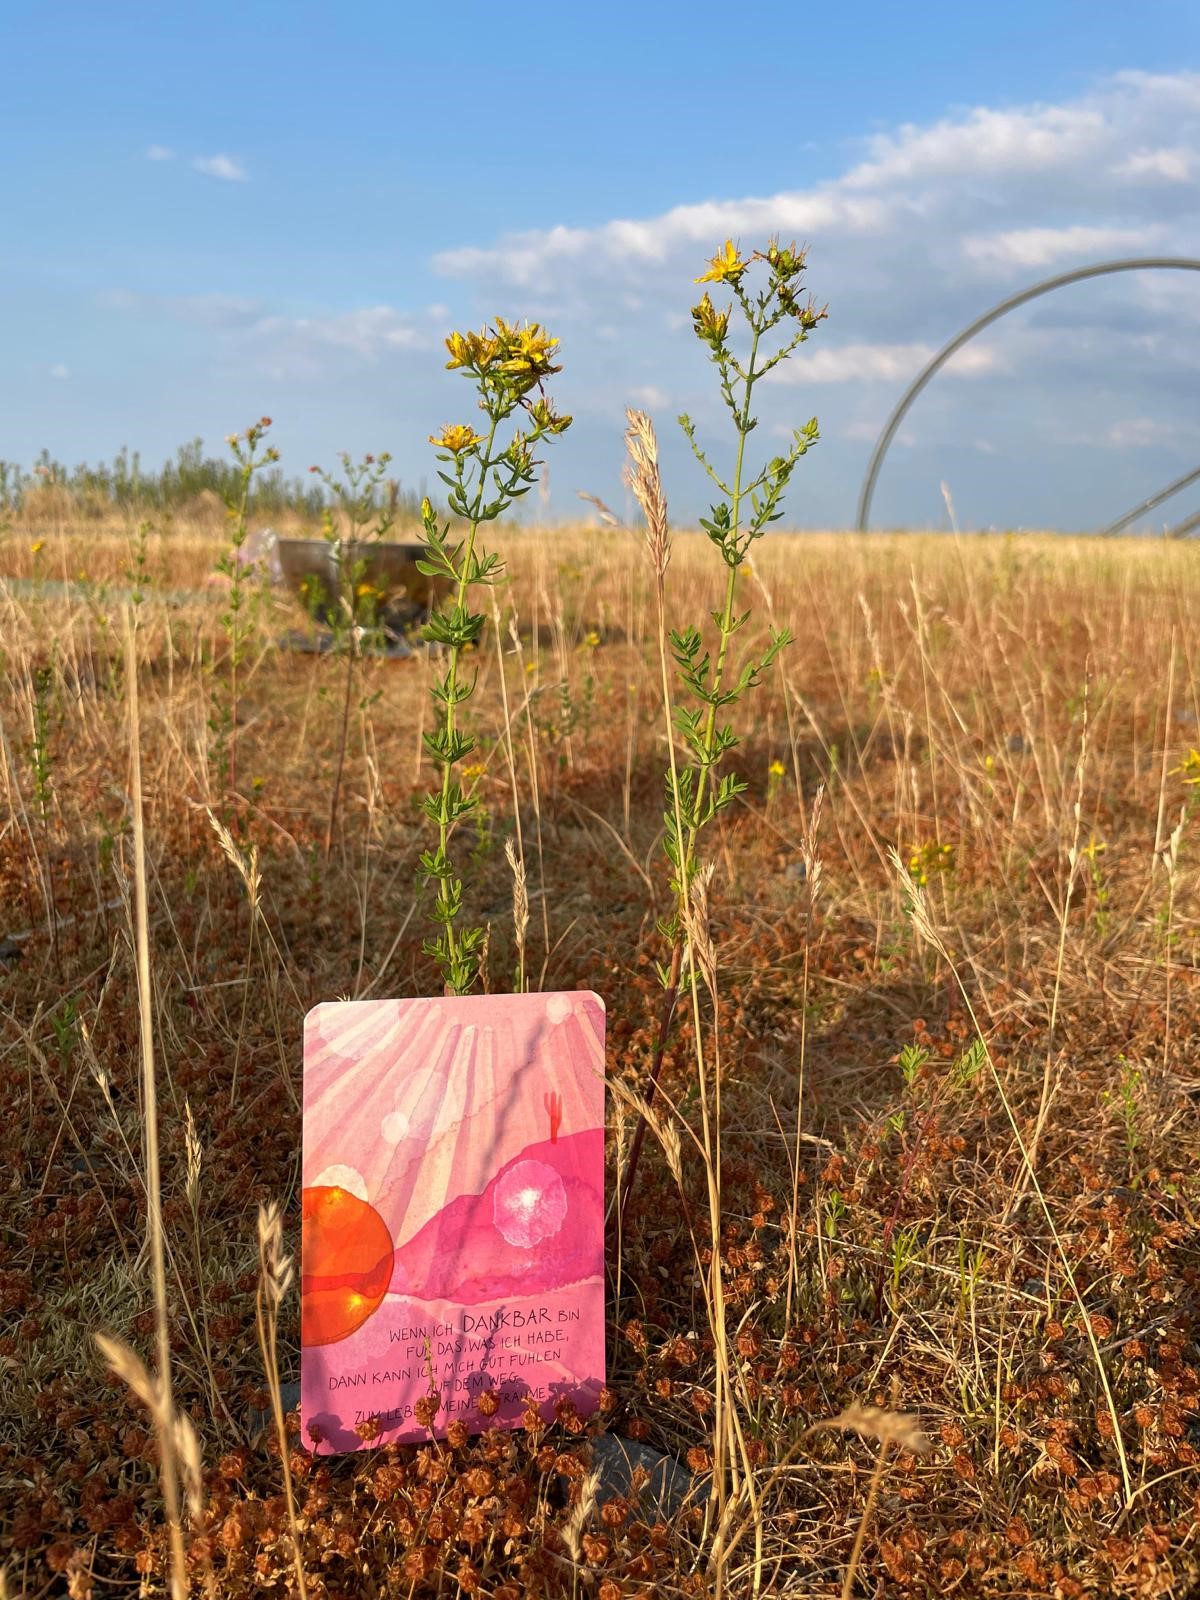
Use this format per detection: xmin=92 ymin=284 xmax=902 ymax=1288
xmin=300 ymin=992 xmax=606 ymax=1451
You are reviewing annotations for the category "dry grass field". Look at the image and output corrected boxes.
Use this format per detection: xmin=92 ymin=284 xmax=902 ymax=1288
xmin=1 ymin=514 xmax=1198 ymax=1598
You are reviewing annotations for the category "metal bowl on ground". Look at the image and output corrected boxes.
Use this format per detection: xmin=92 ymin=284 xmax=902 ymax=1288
xmin=276 ymin=538 xmax=442 ymax=632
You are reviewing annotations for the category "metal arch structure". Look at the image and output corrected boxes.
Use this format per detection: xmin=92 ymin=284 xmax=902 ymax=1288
xmin=1097 ymin=464 xmax=1200 ymax=539
xmin=1167 ymin=507 xmax=1200 ymax=539
xmin=855 ymin=257 xmax=1200 ymax=533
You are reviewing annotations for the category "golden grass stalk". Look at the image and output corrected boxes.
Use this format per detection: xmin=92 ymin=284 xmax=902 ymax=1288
xmin=784 ymin=782 xmax=823 ymax=1331
xmin=622 ymin=408 xmax=763 ymax=1590
xmin=806 ymin=1404 xmax=933 ymax=1600
xmin=255 ymin=1201 xmax=309 ymax=1600
xmin=105 ymin=611 xmax=189 ymax=1599
xmin=623 ymin=410 xmax=670 ymax=582
xmin=489 ymin=588 xmax=529 ymax=984
xmin=504 ymin=835 xmax=529 ymax=993
xmin=576 ymin=489 xmax=621 ymax=527
xmin=559 ymin=1465 xmax=601 ymax=1565
xmin=887 ymin=845 xmax=1133 ymax=1505
xmin=618 ymin=408 xmax=680 ymax=1226
xmin=806 ymin=1401 xmax=932 ymax=1457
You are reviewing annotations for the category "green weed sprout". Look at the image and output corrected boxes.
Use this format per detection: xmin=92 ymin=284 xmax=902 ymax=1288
xmin=418 ymin=319 xmax=571 ymax=994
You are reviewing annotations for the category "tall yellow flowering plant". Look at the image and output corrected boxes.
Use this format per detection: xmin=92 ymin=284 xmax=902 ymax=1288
xmin=418 ymin=319 xmax=571 ymax=994
xmin=623 ymin=238 xmax=826 ymax=1215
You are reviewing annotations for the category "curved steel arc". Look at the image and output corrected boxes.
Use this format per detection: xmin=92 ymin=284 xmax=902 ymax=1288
xmin=855 ymin=257 xmax=1200 ymax=532
xmin=1098 ymin=464 xmax=1200 ymax=539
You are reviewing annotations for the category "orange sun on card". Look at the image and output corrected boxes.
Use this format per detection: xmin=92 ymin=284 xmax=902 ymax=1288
xmin=301 ymin=1185 xmax=394 ymax=1346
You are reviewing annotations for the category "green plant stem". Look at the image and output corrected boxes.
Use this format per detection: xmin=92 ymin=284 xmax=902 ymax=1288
xmin=683 ymin=323 xmax=760 ymax=863
xmin=621 ymin=326 xmax=761 ymax=1227
xmin=435 ymin=414 xmax=500 ymax=992
xmin=225 ymin=457 xmax=253 ymax=808
xmin=325 ymin=589 xmax=357 ymax=857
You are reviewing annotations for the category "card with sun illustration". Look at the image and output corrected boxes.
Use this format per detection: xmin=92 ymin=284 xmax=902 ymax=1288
xmin=300 ymin=992 xmax=606 ymax=1452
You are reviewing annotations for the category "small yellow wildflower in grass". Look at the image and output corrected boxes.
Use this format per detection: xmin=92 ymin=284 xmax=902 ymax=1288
xmin=908 ymin=840 xmax=955 ymax=887
xmin=31 ymin=539 xmax=45 ymax=555
xmin=429 ymin=424 xmax=485 ymax=456
xmin=695 ymin=238 xmax=748 ymax=286
xmin=768 ymin=759 xmax=786 ymax=779
xmin=1171 ymin=748 xmax=1200 ymax=786
xmin=581 ymin=629 xmax=600 ymax=650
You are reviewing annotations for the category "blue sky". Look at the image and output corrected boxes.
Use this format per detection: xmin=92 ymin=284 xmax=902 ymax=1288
xmin=2 ymin=1 xmax=1199 ymax=528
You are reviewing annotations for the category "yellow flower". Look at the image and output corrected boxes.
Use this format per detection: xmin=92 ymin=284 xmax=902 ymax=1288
xmin=768 ymin=759 xmax=786 ymax=778
xmin=1172 ymin=748 xmax=1200 ymax=786
xmin=494 ymin=318 xmax=562 ymax=387
xmin=444 ymin=331 xmax=472 ymax=370
xmin=695 ymin=239 xmax=748 ymax=286
xmin=429 ymin=423 xmax=485 ymax=455
xmin=30 ymin=539 xmax=45 ymax=555
xmin=691 ymin=292 xmax=730 ymax=346
xmin=444 ymin=329 xmax=500 ymax=372
xmin=908 ymin=840 xmax=955 ymax=883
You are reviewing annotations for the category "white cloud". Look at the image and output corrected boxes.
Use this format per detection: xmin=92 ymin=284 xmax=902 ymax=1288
xmin=253 ymin=306 xmax=423 ymax=359
xmin=1104 ymin=417 xmax=1200 ymax=450
xmin=49 ymin=364 xmax=69 ymax=380
xmin=434 ymin=71 xmax=1200 ymax=296
xmin=94 ymin=70 xmax=1200 ymax=528
xmin=434 ymin=191 xmax=889 ymax=288
xmin=772 ymin=341 xmax=1001 ymax=385
xmin=1115 ymin=147 xmax=1192 ymax=183
xmin=105 ymin=289 xmax=430 ymax=378
xmin=842 ymin=104 xmax=1109 ymax=189
xmin=102 ymin=290 xmax=264 ymax=328
xmin=193 ymin=154 xmax=249 ymax=182
xmin=419 ymin=67 xmax=1200 ymax=527
xmin=146 ymin=144 xmax=174 ymax=162
xmin=962 ymin=225 xmax=1153 ymax=269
